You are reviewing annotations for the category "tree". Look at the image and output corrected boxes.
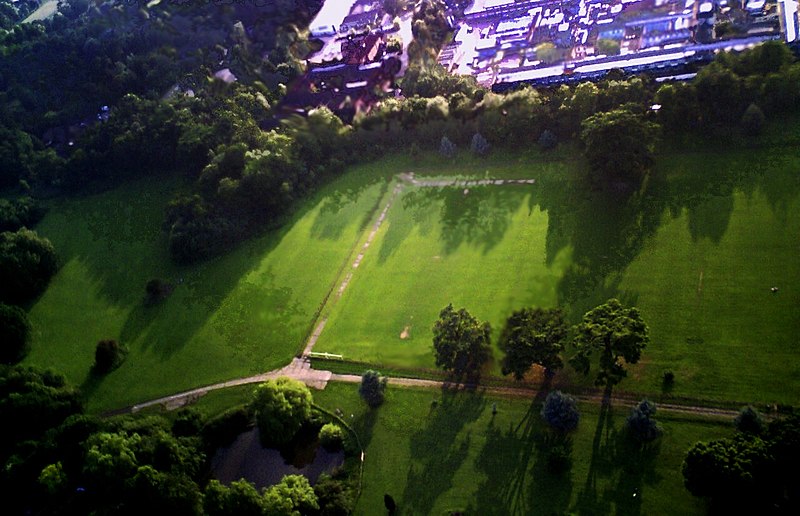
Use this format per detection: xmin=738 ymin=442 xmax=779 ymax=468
xmin=470 ymin=132 xmax=490 ymax=156
xmin=315 ymin=474 xmax=353 ymax=516
xmin=252 ymin=377 xmax=313 ymax=446
xmin=263 ymin=474 xmax=319 ymax=516
xmin=537 ymin=129 xmax=557 ymax=150
xmin=359 ymin=370 xmax=388 ymax=408
xmin=626 ymin=399 xmax=661 ymax=442
xmin=541 ymin=391 xmax=580 ymax=432
xmin=439 ymin=136 xmax=456 ymax=158
xmin=735 ymin=406 xmax=765 ymax=435
xmin=570 ymin=299 xmax=650 ymax=388
xmin=0 ymin=228 xmax=58 ymax=304
xmin=383 ymin=0 xmax=410 ymax=18
xmin=499 ymin=307 xmax=567 ymax=380
xmin=204 ymin=479 xmax=266 ymax=516
xmin=94 ymin=339 xmax=126 ymax=373
xmin=318 ymin=423 xmax=344 ymax=451
xmin=682 ymin=436 xmax=772 ymax=500
xmin=580 ymin=109 xmax=659 ymax=188
xmin=534 ymin=42 xmax=559 ymax=64
xmin=0 ymin=303 xmax=30 ymax=364
xmin=432 ymin=304 xmax=492 ymax=379
xmin=596 ymin=38 xmax=620 ymax=56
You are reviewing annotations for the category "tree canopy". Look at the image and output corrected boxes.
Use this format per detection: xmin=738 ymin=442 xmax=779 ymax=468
xmin=359 ymin=370 xmax=388 ymax=408
xmin=0 ymin=303 xmax=30 ymax=364
xmin=252 ymin=377 xmax=313 ymax=446
xmin=580 ymin=109 xmax=659 ymax=188
xmin=499 ymin=307 xmax=567 ymax=380
xmin=0 ymin=228 xmax=58 ymax=304
xmin=625 ymin=399 xmax=661 ymax=443
xmin=570 ymin=299 xmax=649 ymax=387
xmin=541 ymin=390 xmax=580 ymax=432
xmin=432 ymin=304 xmax=492 ymax=379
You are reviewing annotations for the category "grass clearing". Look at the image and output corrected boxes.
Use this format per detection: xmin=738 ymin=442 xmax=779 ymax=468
xmin=315 ymin=382 xmax=727 ymax=515
xmin=25 ymin=167 xmax=391 ymax=412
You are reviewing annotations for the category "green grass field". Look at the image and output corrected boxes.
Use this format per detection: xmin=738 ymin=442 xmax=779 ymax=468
xmin=22 ymin=136 xmax=800 ymax=411
xmin=314 ymin=148 xmax=800 ymax=405
xmin=315 ymin=382 xmax=729 ymax=515
xmin=24 ymin=167 xmax=391 ymax=412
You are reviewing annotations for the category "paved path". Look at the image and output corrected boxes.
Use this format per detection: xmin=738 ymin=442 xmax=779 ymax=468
xmin=123 ymin=362 xmax=740 ymax=421
xmin=129 ymin=358 xmax=331 ymax=413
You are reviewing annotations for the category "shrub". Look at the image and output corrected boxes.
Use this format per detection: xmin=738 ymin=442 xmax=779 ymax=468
xmin=470 ymin=132 xmax=490 ymax=156
xmin=626 ymin=399 xmax=661 ymax=442
xmin=94 ymin=339 xmax=126 ymax=373
xmin=439 ymin=136 xmax=456 ymax=158
xmin=541 ymin=391 xmax=579 ymax=432
xmin=735 ymin=406 xmax=765 ymax=435
xmin=318 ymin=423 xmax=344 ymax=451
xmin=537 ymin=129 xmax=557 ymax=150
xmin=359 ymin=370 xmax=388 ymax=408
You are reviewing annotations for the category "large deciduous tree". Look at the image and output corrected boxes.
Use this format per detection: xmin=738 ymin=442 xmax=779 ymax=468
xmin=682 ymin=436 xmax=772 ymax=500
xmin=0 ymin=228 xmax=58 ymax=304
xmin=432 ymin=304 xmax=491 ymax=379
xmin=499 ymin=307 xmax=567 ymax=380
xmin=580 ymin=109 xmax=659 ymax=188
xmin=252 ymin=377 xmax=312 ymax=446
xmin=263 ymin=474 xmax=319 ymax=516
xmin=569 ymin=299 xmax=649 ymax=388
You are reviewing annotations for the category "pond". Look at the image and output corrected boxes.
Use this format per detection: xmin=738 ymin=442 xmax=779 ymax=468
xmin=210 ymin=426 xmax=345 ymax=489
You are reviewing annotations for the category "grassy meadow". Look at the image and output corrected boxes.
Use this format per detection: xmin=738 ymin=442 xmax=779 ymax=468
xmin=315 ymin=382 xmax=729 ymax=515
xmin=21 ymin=135 xmax=800 ymax=411
xmin=24 ymin=167 xmax=391 ymax=412
xmin=315 ymin=147 xmax=800 ymax=405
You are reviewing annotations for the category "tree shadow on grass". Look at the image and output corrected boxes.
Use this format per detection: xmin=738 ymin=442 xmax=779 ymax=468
xmin=399 ymin=387 xmax=485 ymax=515
xmin=468 ymin=383 xmax=573 ymax=516
xmin=119 ymin=266 xmax=304 ymax=361
xmin=309 ymin=174 xmax=390 ymax=242
xmin=573 ymin=388 xmax=663 ymax=515
xmin=379 ymin=184 xmax=532 ymax=264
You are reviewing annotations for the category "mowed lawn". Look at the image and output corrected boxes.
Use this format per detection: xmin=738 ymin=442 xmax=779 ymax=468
xmin=315 ymin=382 xmax=727 ymax=515
xmin=25 ymin=168 xmax=390 ymax=412
xmin=621 ymin=151 xmax=800 ymax=405
xmin=314 ymin=176 xmax=570 ymax=372
xmin=314 ymin=148 xmax=800 ymax=405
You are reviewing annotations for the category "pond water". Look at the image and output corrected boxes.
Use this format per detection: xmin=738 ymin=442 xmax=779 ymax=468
xmin=210 ymin=426 xmax=345 ymax=489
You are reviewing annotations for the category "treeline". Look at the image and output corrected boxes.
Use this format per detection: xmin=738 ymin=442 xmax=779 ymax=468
xmin=683 ymin=406 xmax=800 ymax=513
xmin=0 ymin=196 xmax=56 ymax=364
xmin=0 ymin=365 xmax=356 ymax=515
xmin=3 ymin=7 xmax=799 ymax=267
